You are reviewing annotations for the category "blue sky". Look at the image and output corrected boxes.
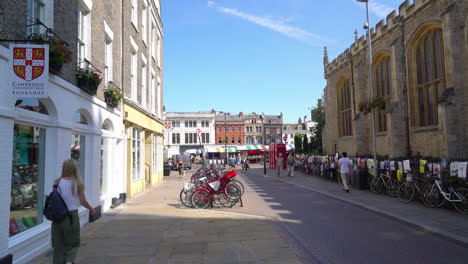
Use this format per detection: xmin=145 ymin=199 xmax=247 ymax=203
xmin=162 ymin=0 xmax=406 ymax=123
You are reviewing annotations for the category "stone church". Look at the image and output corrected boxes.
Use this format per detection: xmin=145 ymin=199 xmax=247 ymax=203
xmin=322 ymin=0 xmax=468 ymax=158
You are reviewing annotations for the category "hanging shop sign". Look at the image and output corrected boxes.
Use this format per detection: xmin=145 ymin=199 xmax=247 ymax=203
xmin=9 ymin=44 xmax=49 ymax=98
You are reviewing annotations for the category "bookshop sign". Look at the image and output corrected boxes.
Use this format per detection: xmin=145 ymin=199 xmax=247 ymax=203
xmin=9 ymin=44 xmax=49 ymax=98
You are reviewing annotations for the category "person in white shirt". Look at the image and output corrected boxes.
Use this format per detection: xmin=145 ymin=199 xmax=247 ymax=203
xmin=338 ymin=152 xmax=352 ymax=192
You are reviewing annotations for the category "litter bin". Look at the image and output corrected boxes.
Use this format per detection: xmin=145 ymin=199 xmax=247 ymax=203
xmin=358 ymin=167 xmax=368 ymax=189
xmin=164 ymin=164 xmax=171 ymax=176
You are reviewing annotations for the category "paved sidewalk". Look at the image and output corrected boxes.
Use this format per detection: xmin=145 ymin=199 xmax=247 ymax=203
xmin=247 ymin=164 xmax=468 ymax=245
xmin=32 ymin=171 xmax=302 ymax=264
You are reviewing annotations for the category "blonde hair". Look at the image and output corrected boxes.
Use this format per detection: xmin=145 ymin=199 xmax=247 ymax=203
xmin=54 ymin=158 xmax=84 ymax=196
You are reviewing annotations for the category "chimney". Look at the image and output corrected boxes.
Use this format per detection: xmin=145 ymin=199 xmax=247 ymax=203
xmin=239 ymin=112 xmax=243 ymax=117
xmin=298 ymin=118 xmax=302 ymax=123
xmin=304 ymin=116 xmax=307 ymax=123
xmin=211 ymin=109 xmax=215 ymax=113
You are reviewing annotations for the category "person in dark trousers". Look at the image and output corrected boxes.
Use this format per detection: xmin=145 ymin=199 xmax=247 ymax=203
xmin=338 ymin=152 xmax=352 ymax=192
xmin=52 ymin=159 xmax=95 ymax=264
xmin=177 ymin=159 xmax=184 ymax=178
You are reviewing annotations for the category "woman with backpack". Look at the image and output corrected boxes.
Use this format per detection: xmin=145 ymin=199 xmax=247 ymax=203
xmin=52 ymin=159 xmax=95 ymax=264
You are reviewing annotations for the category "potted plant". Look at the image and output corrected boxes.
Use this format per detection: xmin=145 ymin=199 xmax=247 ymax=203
xmin=104 ymin=83 xmax=124 ymax=107
xmin=358 ymin=97 xmax=388 ymax=115
xmin=28 ymin=34 xmax=72 ymax=74
xmin=76 ymin=68 xmax=102 ymax=94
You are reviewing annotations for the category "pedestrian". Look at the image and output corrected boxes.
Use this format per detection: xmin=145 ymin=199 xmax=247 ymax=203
xmin=338 ymin=152 xmax=352 ymax=192
xmin=178 ymin=159 xmax=184 ymax=178
xmin=287 ymin=153 xmax=295 ymax=177
xmin=245 ymin=156 xmax=250 ymax=171
xmin=52 ymin=158 xmax=95 ymax=264
xmin=277 ymin=153 xmax=284 ymax=177
xmin=168 ymin=158 xmax=173 ymax=171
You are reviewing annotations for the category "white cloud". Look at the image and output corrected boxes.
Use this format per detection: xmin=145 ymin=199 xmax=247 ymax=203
xmin=354 ymin=0 xmax=394 ymax=18
xmin=207 ymin=1 xmax=327 ymax=46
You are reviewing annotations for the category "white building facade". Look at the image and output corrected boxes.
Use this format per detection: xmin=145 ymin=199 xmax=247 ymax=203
xmin=163 ymin=111 xmax=216 ymax=158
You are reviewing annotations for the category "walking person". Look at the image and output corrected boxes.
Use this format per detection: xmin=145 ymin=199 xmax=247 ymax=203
xmin=338 ymin=152 xmax=352 ymax=193
xmin=277 ymin=153 xmax=284 ymax=177
xmin=287 ymin=153 xmax=295 ymax=177
xmin=52 ymin=159 xmax=95 ymax=264
xmin=178 ymin=159 xmax=184 ymax=178
xmin=168 ymin=158 xmax=173 ymax=171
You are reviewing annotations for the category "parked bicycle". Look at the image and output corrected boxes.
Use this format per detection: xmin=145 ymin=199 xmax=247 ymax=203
xmin=370 ymin=169 xmax=400 ymax=197
xmin=423 ymin=175 xmax=468 ymax=213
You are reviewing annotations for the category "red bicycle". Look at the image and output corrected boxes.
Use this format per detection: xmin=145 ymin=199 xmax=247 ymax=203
xmin=190 ymin=169 xmax=242 ymax=209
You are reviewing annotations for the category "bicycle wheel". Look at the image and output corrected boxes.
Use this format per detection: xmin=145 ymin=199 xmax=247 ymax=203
xmin=179 ymin=189 xmax=190 ymax=208
xmin=191 ymin=189 xmax=211 ymax=209
xmin=370 ymin=178 xmax=383 ymax=194
xmin=229 ymin=180 xmax=245 ymax=196
xmin=387 ymin=178 xmax=400 ymax=197
xmin=224 ymin=182 xmax=242 ymax=201
xmin=421 ymin=184 xmax=433 ymax=207
xmin=424 ymin=185 xmax=445 ymax=208
xmin=453 ymin=188 xmax=468 ymax=214
xmin=398 ymin=183 xmax=415 ymax=203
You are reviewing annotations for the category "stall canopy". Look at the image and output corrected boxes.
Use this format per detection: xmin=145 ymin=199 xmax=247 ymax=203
xmin=237 ymin=145 xmax=268 ymax=151
xmin=205 ymin=147 xmax=237 ymax=153
xmin=286 ymin=144 xmax=295 ymax=151
xmin=186 ymin=148 xmax=206 ymax=154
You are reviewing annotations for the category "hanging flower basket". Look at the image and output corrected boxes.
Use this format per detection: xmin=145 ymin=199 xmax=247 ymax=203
xmin=104 ymin=83 xmax=123 ymax=107
xmin=28 ymin=34 xmax=72 ymax=74
xmin=76 ymin=68 xmax=102 ymax=95
xmin=358 ymin=97 xmax=388 ymax=115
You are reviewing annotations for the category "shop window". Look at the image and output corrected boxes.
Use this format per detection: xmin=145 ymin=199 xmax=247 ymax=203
xmin=15 ymin=98 xmax=49 ymax=115
xmin=153 ymin=135 xmax=158 ymax=173
xmin=10 ymin=124 xmax=46 ymax=237
xmin=132 ymin=128 xmax=142 ymax=181
xmin=71 ymin=133 xmax=85 ymax=180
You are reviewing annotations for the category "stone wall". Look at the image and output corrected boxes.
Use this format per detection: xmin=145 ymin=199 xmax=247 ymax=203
xmin=323 ymin=0 xmax=468 ymax=158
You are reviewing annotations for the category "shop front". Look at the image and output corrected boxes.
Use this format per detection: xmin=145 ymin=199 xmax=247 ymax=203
xmin=0 ymin=53 xmax=124 ymax=264
xmin=123 ymin=100 xmax=164 ymax=198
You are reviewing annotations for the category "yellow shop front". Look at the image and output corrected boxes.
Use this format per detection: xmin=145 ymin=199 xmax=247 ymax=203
xmin=123 ymin=100 xmax=164 ymax=197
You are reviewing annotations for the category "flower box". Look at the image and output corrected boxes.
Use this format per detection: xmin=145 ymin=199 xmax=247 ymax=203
xmin=104 ymin=83 xmax=123 ymax=108
xmin=76 ymin=68 xmax=102 ymax=95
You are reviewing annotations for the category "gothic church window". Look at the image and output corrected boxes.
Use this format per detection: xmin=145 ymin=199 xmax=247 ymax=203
xmin=338 ymin=78 xmax=352 ymax=137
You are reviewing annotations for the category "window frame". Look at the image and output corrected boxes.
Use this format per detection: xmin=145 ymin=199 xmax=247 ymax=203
xmin=338 ymin=78 xmax=352 ymax=137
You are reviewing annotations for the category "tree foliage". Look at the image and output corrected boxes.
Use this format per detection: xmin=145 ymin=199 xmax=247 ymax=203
xmin=311 ymin=97 xmax=326 ymax=153
xmin=294 ymin=133 xmax=303 ymax=153
xmin=303 ymin=135 xmax=310 ymax=154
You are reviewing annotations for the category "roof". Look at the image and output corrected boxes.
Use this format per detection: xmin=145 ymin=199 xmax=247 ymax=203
xmin=215 ymin=113 xmax=244 ymax=121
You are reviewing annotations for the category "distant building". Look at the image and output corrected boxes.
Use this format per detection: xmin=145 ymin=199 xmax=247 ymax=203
xmin=283 ymin=117 xmax=309 ymax=146
xmin=214 ymin=111 xmax=245 ymax=146
xmin=243 ymin=112 xmax=265 ymax=144
xmin=263 ymin=113 xmax=283 ymax=145
xmin=163 ymin=111 xmax=216 ymax=157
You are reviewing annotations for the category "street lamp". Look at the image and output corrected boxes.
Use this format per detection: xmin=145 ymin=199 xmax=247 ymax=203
xmin=356 ymin=0 xmax=378 ymax=177
xmin=224 ymin=112 xmax=227 ymax=168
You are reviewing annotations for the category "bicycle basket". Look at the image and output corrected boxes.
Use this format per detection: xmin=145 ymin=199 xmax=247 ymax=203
xmin=184 ymin=183 xmax=195 ymax=191
xmin=208 ymin=180 xmax=221 ymax=192
xmin=224 ymin=170 xmax=237 ymax=180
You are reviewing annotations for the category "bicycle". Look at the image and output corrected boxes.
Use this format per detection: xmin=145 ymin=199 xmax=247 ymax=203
xmin=191 ymin=170 xmax=242 ymax=209
xmin=370 ymin=169 xmax=400 ymax=197
xmin=397 ymin=172 xmax=433 ymax=206
xmin=423 ymin=176 xmax=468 ymax=214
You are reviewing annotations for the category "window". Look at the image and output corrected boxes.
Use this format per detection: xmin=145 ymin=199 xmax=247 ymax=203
xmin=266 ymin=128 xmax=270 ymax=134
xmin=132 ymin=128 xmax=142 ymax=180
xmin=141 ymin=56 xmax=147 ymax=108
xmin=185 ymin=121 xmax=188 ymax=127
xmin=231 ymin=126 xmax=234 ymax=132
xmin=205 ymin=133 xmax=209 ymax=143
xmin=100 ymin=137 xmax=109 ymax=195
xmin=185 ymin=133 xmax=188 ymax=144
xmin=297 ymin=125 xmax=302 ymax=130
xmin=218 ymin=137 xmax=222 ymax=144
xmin=151 ymin=20 xmax=156 ymax=60
xmin=194 ymin=121 xmax=197 ymax=127
xmin=77 ymin=6 xmax=89 ymax=68
xmin=71 ymin=133 xmax=86 ymax=181
xmin=373 ymin=54 xmax=392 ymax=132
xmin=238 ymin=137 xmax=241 ymax=144
xmin=104 ymin=36 xmax=113 ymax=84
xmin=411 ymin=27 xmax=445 ymax=127
xmin=130 ymin=49 xmax=137 ymax=100
xmin=259 ymin=127 xmax=262 ymax=132
xmin=153 ymin=135 xmax=158 ymax=173
xmin=171 ymin=120 xmax=180 ymax=128
xmin=131 ymin=0 xmax=138 ymax=27
xmin=231 ymin=137 xmax=235 ymax=143
xmin=157 ymin=76 xmax=161 ymax=118
xmin=238 ymin=126 xmax=241 ymax=132
xmin=171 ymin=133 xmax=180 ymax=144
xmin=10 ymin=124 xmax=46 ymax=237
xmin=256 ymin=137 xmax=263 ymax=144
xmin=246 ymin=137 xmax=253 ymax=144
xmin=157 ymin=32 xmax=161 ymax=68
xmin=218 ymin=126 xmax=221 ymax=132
xmin=266 ymin=138 xmax=271 ymax=144
xmin=276 ymin=138 xmax=281 ymax=143
xmin=28 ymin=0 xmax=45 ymax=35
xmin=338 ymin=78 xmax=352 ymax=136
xmin=142 ymin=1 xmax=147 ymax=44
xmin=290 ymin=134 xmax=293 ymax=138
xmin=150 ymin=73 xmax=155 ymax=114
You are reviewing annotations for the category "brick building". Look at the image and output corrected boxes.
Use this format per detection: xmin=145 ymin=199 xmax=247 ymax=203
xmin=263 ymin=113 xmax=283 ymax=145
xmin=322 ymin=0 xmax=468 ymax=158
xmin=215 ymin=112 xmax=244 ymax=146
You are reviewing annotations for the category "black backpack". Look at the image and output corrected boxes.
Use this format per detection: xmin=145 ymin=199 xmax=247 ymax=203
xmin=43 ymin=185 xmax=72 ymax=224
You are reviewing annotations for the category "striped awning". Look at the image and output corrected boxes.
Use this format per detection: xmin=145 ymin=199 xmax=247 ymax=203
xmin=205 ymin=147 xmax=237 ymax=153
xmin=238 ymin=145 xmax=268 ymax=151
xmin=186 ymin=148 xmax=206 ymax=154
xmin=286 ymin=144 xmax=295 ymax=151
